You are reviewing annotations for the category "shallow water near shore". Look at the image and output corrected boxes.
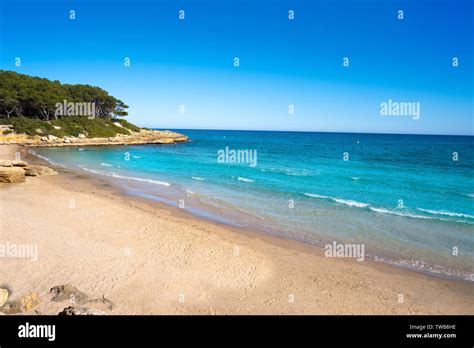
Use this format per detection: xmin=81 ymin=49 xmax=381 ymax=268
xmin=32 ymin=130 xmax=474 ymax=281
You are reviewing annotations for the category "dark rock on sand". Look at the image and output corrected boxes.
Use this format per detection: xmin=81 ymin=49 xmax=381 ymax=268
xmin=85 ymin=295 xmax=114 ymax=311
xmin=58 ymin=306 xmax=76 ymax=315
xmin=50 ymin=284 xmax=88 ymax=303
xmin=58 ymin=305 xmax=108 ymax=315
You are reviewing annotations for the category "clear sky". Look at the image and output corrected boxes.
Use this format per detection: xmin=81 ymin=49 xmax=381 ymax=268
xmin=0 ymin=0 xmax=472 ymax=135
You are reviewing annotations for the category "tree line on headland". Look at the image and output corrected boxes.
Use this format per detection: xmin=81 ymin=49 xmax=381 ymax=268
xmin=0 ymin=70 xmax=128 ymax=120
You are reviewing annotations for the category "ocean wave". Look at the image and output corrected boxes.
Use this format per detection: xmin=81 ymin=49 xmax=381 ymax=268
xmin=29 ymin=151 xmax=61 ymax=166
xmin=332 ymin=198 xmax=369 ymax=208
xmin=259 ymin=167 xmax=316 ymax=176
xmin=286 ymin=171 xmax=312 ymax=177
xmin=110 ymin=173 xmax=170 ymax=186
xmin=304 ymin=193 xmax=329 ymax=199
xmin=351 ymin=177 xmax=360 ymax=180
xmin=369 ymin=207 xmax=473 ymax=224
xmin=78 ymin=148 xmax=84 ymax=151
xmin=303 ymin=193 xmax=472 ymax=223
xmin=417 ymin=208 xmax=474 ymax=219
xmin=191 ymin=176 xmax=205 ymax=181
xmin=78 ymin=165 xmax=170 ymax=186
xmin=33 ymin=153 xmax=54 ymax=164
xmin=78 ymin=165 xmax=99 ymax=173
xmin=236 ymin=177 xmax=254 ymax=183
xmin=465 ymin=193 xmax=474 ymax=198
xmin=369 ymin=207 xmax=433 ymax=220
xmin=304 ymin=193 xmax=369 ymax=208
xmin=100 ymin=163 xmax=112 ymax=167
xmin=373 ymin=256 xmax=474 ymax=282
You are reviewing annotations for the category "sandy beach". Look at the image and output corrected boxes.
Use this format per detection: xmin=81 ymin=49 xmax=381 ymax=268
xmin=0 ymin=144 xmax=473 ymax=315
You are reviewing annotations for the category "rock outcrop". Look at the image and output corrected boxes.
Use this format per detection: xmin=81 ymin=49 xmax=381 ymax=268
xmin=0 ymin=159 xmax=12 ymax=167
xmin=0 ymin=288 xmax=9 ymax=307
xmin=24 ymin=165 xmax=58 ymax=176
xmin=0 ymin=129 xmax=188 ymax=146
xmin=58 ymin=306 xmax=108 ymax=316
xmin=51 ymin=285 xmax=114 ymax=315
xmin=2 ymin=292 xmax=41 ymax=314
xmin=1 ymin=284 xmax=114 ymax=315
xmin=12 ymin=160 xmax=28 ymax=167
xmin=50 ymin=284 xmax=87 ymax=303
xmin=0 ymin=159 xmax=57 ymax=183
xmin=0 ymin=166 xmax=26 ymax=183
xmin=19 ymin=292 xmax=41 ymax=312
xmin=58 ymin=306 xmax=76 ymax=315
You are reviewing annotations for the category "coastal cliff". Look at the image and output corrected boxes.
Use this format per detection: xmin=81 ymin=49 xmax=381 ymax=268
xmin=0 ymin=126 xmax=188 ymax=147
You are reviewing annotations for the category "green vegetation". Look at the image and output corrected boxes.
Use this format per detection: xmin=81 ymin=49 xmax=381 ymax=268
xmin=0 ymin=116 xmax=139 ymax=138
xmin=0 ymin=118 xmax=13 ymax=125
xmin=0 ymin=70 xmax=129 ymax=120
xmin=50 ymin=117 xmax=131 ymax=138
xmin=7 ymin=117 xmax=56 ymax=136
xmin=116 ymin=118 xmax=141 ymax=132
xmin=0 ymin=70 xmax=143 ymax=138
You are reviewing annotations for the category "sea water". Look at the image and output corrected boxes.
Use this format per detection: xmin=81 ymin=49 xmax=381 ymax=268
xmin=33 ymin=130 xmax=474 ymax=281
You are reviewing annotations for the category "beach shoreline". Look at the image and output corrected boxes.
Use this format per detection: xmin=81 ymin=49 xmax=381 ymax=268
xmin=1 ymin=144 xmax=473 ymax=314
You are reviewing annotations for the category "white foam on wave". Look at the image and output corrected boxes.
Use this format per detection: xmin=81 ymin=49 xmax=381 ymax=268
xmin=351 ymin=177 xmax=360 ymax=180
xmin=78 ymin=165 xmax=100 ymax=173
xmin=369 ymin=207 xmax=473 ymax=224
xmin=373 ymin=256 xmax=474 ymax=282
xmin=370 ymin=207 xmax=433 ymax=220
xmin=286 ymin=171 xmax=312 ymax=177
xmin=29 ymin=151 xmax=64 ymax=167
xmin=100 ymin=163 xmax=112 ymax=167
xmin=304 ymin=193 xmax=329 ymax=199
xmin=78 ymin=165 xmax=170 ymax=186
xmin=236 ymin=177 xmax=254 ymax=183
xmin=110 ymin=173 xmax=170 ymax=186
xmin=303 ymin=193 xmax=472 ymax=223
xmin=417 ymin=208 xmax=474 ymax=219
xmin=465 ymin=193 xmax=474 ymax=198
xmin=33 ymin=153 xmax=54 ymax=164
xmin=333 ymin=198 xmax=369 ymax=208
xmin=304 ymin=193 xmax=369 ymax=207
xmin=259 ymin=167 xmax=316 ymax=177
xmin=191 ymin=176 xmax=205 ymax=181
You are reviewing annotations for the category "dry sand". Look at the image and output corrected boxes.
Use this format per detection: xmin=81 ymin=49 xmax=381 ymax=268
xmin=0 ymin=145 xmax=473 ymax=314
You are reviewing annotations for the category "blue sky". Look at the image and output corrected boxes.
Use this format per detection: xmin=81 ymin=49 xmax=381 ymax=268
xmin=0 ymin=0 xmax=472 ymax=135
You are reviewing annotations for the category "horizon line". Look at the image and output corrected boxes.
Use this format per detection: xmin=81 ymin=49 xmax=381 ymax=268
xmin=146 ymin=127 xmax=474 ymax=137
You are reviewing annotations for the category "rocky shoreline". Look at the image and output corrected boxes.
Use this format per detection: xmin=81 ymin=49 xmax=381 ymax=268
xmin=0 ymin=284 xmax=114 ymax=315
xmin=0 ymin=128 xmax=188 ymax=147
xmin=0 ymin=158 xmax=57 ymax=183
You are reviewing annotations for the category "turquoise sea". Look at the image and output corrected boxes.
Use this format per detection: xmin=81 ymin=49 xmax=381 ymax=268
xmin=32 ymin=130 xmax=474 ymax=281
